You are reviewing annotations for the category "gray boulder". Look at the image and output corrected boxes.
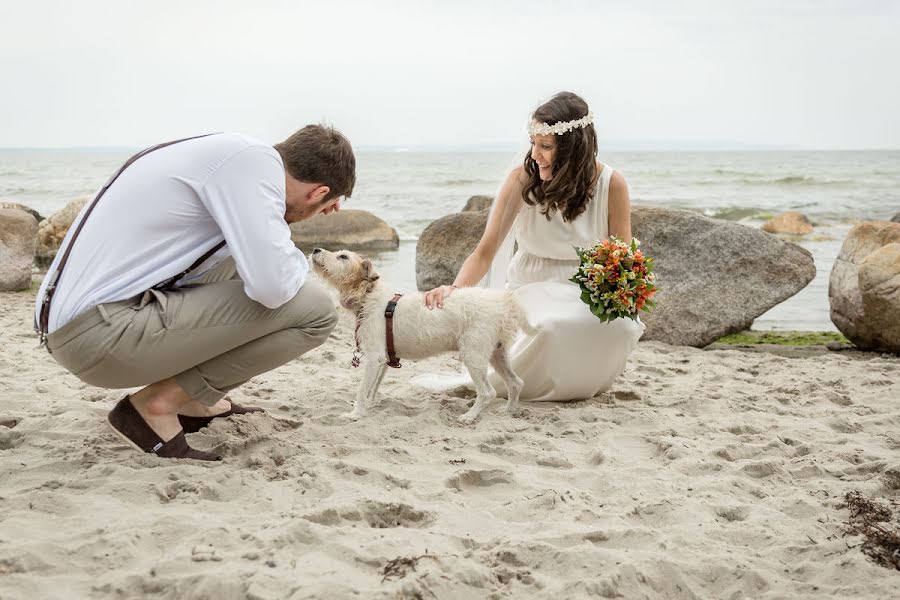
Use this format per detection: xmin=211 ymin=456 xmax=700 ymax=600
xmin=630 ymin=208 xmax=816 ymax=346
xmin=414 ymin=207 xmax=816 ymax=346
xmin=829 ymin=221 xmax=900 ymax=352
xmin=416 ymin=211 xmax=488 ymax=290
xmin=891 ymin=213 xmax=900 ymax=223
xmin=36 ymin=196 xmax=88 ymax=268
xmin=0 ymin=201 xmax=44 ymax=224
xmin=461 ymin=195 xmax=493 ymax=212
xmin=0 ymin=208 xmax=38 ymax=291
xmin=290 ymin=209 xmax=398 ymax=252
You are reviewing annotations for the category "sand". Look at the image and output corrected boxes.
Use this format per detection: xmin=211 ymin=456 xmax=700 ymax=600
xmin=1 ymin=286 xmax=899 ymax=599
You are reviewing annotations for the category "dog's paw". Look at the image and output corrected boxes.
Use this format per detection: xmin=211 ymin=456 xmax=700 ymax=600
xmin=457 ymin=411 xmax=479 ymax=425
xmin=343 ymin=411 xmax=365 ymax=421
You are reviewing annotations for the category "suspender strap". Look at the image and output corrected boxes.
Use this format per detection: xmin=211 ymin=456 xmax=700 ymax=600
xmin=37 ymin=133 xmax=218 ymax=350
xmin=152 ymin=239 xmax=227 ymax=291
xmin=384 ymin=293 xmax=403 ymax=368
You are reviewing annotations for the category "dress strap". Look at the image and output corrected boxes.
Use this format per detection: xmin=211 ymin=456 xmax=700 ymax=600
xmin=598 ymin=164 xmax=614 ymax=240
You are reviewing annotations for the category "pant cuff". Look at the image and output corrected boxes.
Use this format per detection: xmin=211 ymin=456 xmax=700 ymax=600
xmin=174 ymin=367 xmax=225 ymax=407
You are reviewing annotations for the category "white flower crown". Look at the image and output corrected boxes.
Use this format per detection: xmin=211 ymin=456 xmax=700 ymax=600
xmin=528 ymin=111 xmax=594 ymax=136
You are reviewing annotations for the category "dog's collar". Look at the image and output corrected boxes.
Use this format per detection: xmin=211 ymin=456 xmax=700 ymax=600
xmin=350 ymin=294 xmax=404 ymax=369
xmin=384 ymin=294 xmax=403 ymax=368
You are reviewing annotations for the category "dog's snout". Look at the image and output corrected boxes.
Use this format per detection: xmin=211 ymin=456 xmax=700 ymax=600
xmin=312 ymin=247 xmax=323 ymax=254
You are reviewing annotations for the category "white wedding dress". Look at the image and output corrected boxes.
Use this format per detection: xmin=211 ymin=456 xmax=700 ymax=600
xmin=413 ymin=163 xmax=645 ymax=401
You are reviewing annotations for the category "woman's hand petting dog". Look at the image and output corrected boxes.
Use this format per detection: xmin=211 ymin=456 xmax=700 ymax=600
xmin=424 ymin=285 xmax=457 ymax=309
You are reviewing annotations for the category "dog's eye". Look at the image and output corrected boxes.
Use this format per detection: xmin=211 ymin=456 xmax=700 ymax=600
xmin=338 ymin=255 xmax=348 ymax=260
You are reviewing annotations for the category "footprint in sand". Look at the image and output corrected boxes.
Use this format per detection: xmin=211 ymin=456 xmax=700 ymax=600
xmin=446 ymin=468 xmax=515 ymax=491
xmin=586 ymin=448 xmax=606 ymax=466
xmin=741 ymin=460 xmax=784 ymax=479
xmin=0 ymin=428 xmax=24 ymax=450
xmin=303 ymin=500 xmax=434 ymax=529
xmin=823 ymin=390 xmax=853 ymax=406
xmin=536 ymin=455 xmax=574 ymax=469
xmin=715 ymin=505 xmax=750 ymax=522
xmin=612 ymin=389 xmax=642 ymax=401
xmin=828 ymin=417 xmax=862 ymax=433
xmin=723 ymin=424 xmax=763 ymax=436
xmin=163 ymin=480 xmax=222 ymax=502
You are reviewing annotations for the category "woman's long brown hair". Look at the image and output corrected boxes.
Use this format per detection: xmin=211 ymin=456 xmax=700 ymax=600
xmin=522 ymin=92 xmax=599 ymax=222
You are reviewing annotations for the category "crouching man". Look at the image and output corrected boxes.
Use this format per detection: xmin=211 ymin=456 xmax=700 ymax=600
xmin=34 ymin=125 xmax=354 ymax=461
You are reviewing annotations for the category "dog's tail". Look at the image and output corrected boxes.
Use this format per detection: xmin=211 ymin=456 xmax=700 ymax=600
xmin=504 ymin=292 xmax=537 ymax=338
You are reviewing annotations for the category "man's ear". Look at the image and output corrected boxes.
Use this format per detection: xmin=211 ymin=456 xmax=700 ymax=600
xmin=361 ymin=259 xmax=380 ymax=283
xmin=311 ymin=185 xmax=331 ymax=204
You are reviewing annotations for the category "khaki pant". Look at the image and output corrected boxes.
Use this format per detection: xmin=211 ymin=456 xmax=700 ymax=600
xmin=46 ymin=259 xmax=338 ymax=406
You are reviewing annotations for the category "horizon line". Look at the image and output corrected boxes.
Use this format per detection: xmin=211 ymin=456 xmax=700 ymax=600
xmin=1 ymin=142 xmax=899 ymax=152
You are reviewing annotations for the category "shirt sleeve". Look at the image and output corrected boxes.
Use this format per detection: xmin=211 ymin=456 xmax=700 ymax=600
xmin=199 ymin=145 xmax=307 ymax=308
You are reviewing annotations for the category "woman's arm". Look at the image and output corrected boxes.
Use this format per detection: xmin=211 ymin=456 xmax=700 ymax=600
xmin=607 ymin=171 xmax=633 ymax=241
xmin=424 ymin=167 xmax=526 ymax=308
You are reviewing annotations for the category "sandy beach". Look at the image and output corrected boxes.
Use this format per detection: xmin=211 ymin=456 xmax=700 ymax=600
xmin=0 ymin=283 xmax=898 ymax=599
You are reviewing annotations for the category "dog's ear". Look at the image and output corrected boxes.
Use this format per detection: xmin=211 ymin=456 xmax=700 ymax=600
xmin=361 ymin=259 xmax=380 ymax=283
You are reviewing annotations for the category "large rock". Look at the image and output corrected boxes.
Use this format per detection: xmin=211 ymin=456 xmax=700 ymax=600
xmin=891 ymin=213 xmax=900 ymax=223
xmin=631 ymin=208 xmax=815 ymax=346
xmin=461 ymin=195 xmax=493 ymax=212
xmin=0 ymin=208 xmax=38 ymax=291
xmin=36 ymin=196 xmax=89 ymax=268
xmin=290 ymin=209 xmax=398 ymax=252
xmin=416 ymin=211 xmax=488 ymax=290
xmin=761 ymin=211 xmax=813 ymax=235
xmin=414 ymin=207 xmax=816 ymax=346
xmin=0 ymin=201 xmax=44 ymax=224
xmin=829 ymin=221 xmax=900 ymax=352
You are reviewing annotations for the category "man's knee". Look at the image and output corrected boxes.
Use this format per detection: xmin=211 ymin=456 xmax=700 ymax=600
xmin=288 ymin=279 xmax=338 ymax=340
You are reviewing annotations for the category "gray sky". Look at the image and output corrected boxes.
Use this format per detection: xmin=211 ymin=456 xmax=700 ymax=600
xmin=1 ymin=0 xmax=898 ymax=149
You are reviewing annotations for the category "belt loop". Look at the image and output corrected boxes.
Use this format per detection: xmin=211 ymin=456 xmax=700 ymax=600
xmin=97 ymin=304 xmax=112 ymax=325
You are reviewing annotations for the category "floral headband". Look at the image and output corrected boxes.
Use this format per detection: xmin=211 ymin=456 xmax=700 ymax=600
xmin=528 ymin=111 xmax=594 ymax=136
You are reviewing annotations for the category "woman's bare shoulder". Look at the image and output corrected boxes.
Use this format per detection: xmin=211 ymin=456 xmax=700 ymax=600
xmin=609 ymin=168 xmax=628 ymax=191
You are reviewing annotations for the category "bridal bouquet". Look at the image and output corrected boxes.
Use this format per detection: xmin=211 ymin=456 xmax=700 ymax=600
xmin=571 ymin=237 xmax=658 ymax=322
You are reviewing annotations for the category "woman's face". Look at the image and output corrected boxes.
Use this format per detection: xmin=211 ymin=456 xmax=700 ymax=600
xmin=530 ymin=132 xmax=557 ymax=181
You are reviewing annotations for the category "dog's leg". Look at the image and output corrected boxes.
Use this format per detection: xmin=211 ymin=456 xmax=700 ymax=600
xmin=491 ymin=345 xmax=523 ymax=416
xmin=366 ymin=362 xmax=388 ymax=408
xmin=458 ymin=356 xmax=496 ymax=424
xmin=346 ymin=359 xmax=381 ymax=420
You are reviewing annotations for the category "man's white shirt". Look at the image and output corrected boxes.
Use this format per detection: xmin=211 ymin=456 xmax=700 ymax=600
xmin=34 ymin=132 xmax=308 ymax=333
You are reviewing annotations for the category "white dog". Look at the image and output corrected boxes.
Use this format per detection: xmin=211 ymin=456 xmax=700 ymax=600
xmin=310 ymin=248 xmax=526 ymax=423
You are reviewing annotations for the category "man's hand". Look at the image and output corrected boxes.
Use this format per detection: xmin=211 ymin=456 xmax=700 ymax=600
xmin=424 ymin=285 xmax=457 ymax=309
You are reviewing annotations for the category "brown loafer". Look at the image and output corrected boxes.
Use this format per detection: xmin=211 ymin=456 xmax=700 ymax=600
xmin=178 ymin=402 xmax=265 ymax=434
xmin=108 ymin=396 xmax=221 ymax=461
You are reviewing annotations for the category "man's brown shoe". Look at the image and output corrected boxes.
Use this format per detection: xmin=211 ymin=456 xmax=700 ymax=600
xmin=178 ymin=402 xmax=265 ymax=434
xmin=108 ymin=396 xmax=221 ymax=461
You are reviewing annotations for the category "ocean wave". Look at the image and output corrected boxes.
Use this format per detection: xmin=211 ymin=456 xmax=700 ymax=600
xmin=442 ymin=178 xmax=484 ymax=186
xmin=700 ymin=207 xmax=767 ymax=221
xmin=773 ymin=175 xmax=820 ymax=185
xmin=692 ymin=175 xmax=852 ymax=187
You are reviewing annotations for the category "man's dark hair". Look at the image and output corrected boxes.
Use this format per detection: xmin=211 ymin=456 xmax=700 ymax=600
xmin=275 ymin=124 xmax=356 ymax=201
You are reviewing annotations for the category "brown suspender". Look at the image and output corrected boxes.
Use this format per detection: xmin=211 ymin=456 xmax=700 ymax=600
xmin=384 ymin=293 xmax=403 ymax=368
xmin=37 ymin=133 xmax=222 ymax=351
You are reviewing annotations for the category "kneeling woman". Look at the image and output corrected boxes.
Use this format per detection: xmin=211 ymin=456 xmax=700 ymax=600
xmin=415 ymin=91 xmax=645 ymax=401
